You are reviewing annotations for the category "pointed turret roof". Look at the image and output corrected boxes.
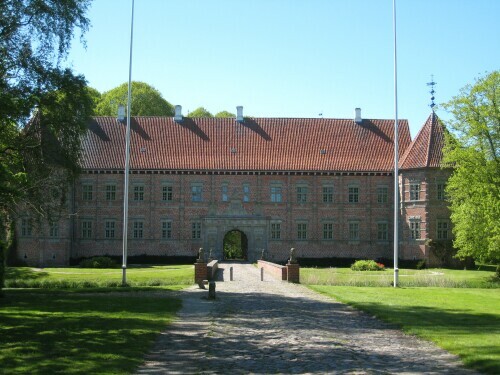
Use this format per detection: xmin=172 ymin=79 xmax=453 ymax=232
xmin=399 ymin=112 xmax=446 ymax=169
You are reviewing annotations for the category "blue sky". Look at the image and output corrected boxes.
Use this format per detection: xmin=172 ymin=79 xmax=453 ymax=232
xmin=66 ymin=0 xmax=499 ymax=137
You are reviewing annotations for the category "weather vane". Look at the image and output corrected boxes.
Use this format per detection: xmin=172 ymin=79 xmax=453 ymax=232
xmin=427 ymin=75 xmax=437 ymax=110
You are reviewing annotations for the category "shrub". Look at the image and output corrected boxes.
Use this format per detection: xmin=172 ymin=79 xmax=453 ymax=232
xmin=416 ymin=259 xmax=427 ymax=270
xmin=351 ymin=260 xmax=385 ymax=271
xmin=79 ymin=256 xmax=117 ymax=269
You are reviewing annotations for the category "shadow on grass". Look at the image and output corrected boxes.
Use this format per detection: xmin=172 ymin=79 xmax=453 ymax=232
xmin=5 ymin=267 xmax=48 ymax=280
xmin=0 ymin=291 xmax=181 ymax=375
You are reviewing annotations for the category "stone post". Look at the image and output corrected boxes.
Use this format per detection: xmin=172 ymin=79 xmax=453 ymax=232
xmin=194 ymin=248 xmax=208 ymax=287
xmin=286 ymin=247 xmax=300 ymax=283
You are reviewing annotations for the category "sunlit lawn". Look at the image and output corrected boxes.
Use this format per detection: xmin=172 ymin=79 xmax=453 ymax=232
xmin=5 ymin=265 xmax=194 ymax=289
xmin=301 ymin=266 xmax=498 ymax=287
xmin=0 ymin=290 xmax=182 ymax=374
xmin=308 ymin=286 xmax=500 ymax=374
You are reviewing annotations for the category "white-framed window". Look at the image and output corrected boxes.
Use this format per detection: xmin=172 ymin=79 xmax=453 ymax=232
xmin=105 ymin=220 xmax=115 ymax=239
xmin=410 ymin=183 xmax=421 ymax=201
xmin=82 ymin=184 xmax=93 ymax=200
xmin=162 ymin=185 xmax=173 ymax=202
xmin=21 ymin=218 xmax=33 ymax=237
xmin=349 ymin=222 xmax=360 ymax=241
xmin=192 ymin=221 xmax=202 ymax=239
xmin=49 ymin=222 xmax=59 ymax=238
xmin=243 ymin=184 xmax=250 ymax=202
xmin=323 ymin=222 xmax=334 ymax=240
xmin=221 ymin=184 xmax=229 ymax=202
xmin=437 ymin=183 xmax=446 ymax=201
xmin=161 ymin=220 xmax=172 ymax=239
xmin=105 ymin=184 xmax=116 ymax=201
xmin=81 ymin=220 xmax=92 ymax=239
xmin=297 ymin=223 xmax=307 ymax=240
xmin=133 ymin=220 xmax=144 ymax=239
xmin=437 ymin=220 xmax=449 ymax=239
xmin=410 ymin=220 xmax=421 ymax=239
xmin=377 ymin=222 xmax=388 ymax=241
xmin=191 ymin=184 xmax=203 ymax=202
xmin=377 ymin=186 xmax=388 ymax=204
xmin=322 ymin=186 xmax=334 ymax=203
xmin=270 ymin=186 xmax=282 ymax=202
xmin=270 ymin=223 xmax=281 ymax=240
xmin=133 ymin=185 xmax=144 ymax=201
xmin=348 ymin=186 xmax=359 ymax=203
xmin=296 ymin=186 xmax=308 ymax=203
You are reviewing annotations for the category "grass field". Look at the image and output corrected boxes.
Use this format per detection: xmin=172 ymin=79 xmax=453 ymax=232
xmin=0 ymin=290 xmax=182 ymax=374
xmin=309 ymin=286 xmax=500 ymax=374
xmin=301 ymin=266 xmax=499 ymax=287
xmin=5 ymin=265 xmax=194 ymax=289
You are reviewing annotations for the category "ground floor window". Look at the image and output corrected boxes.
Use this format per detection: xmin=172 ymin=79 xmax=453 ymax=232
xmin=377 ymin=222 xmax=388 ymax=241
xmin=133 ymin=221 xmax=144 ymax=239
xmin=270 ymin=223 xmax=281 ymax=240
xmin=81 ymin=220 xmax=92 ymax=239
xmin=349 ymin=222 xmax=360 ymax=241
xmin=437 ymin=220 xmax=449 ymax=239
xmin=105 ymin=220 xmax=115 ymax=239
xmin=323 ymin=223 xmax=333 ymax=240
xmin=410 ymin=220 xmax=421 ymax=239
xmin=297 ymin=223 xmax=307 ymax=240
xmin=192 ymin=221 xmax=201 ymax=239
xmin=162 ymin=220 xmax=172 ymax=239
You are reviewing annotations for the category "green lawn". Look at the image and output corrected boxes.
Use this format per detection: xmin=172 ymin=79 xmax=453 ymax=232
xmin=0 ymin=290 xmax=182 ymax=374
xmin=309 ymin=286 xmax=500 ymax=374
xmin=301 ymin=266 xmax=498 ymax=287
xmin=5 ymin=265 xmax=194 ymax=289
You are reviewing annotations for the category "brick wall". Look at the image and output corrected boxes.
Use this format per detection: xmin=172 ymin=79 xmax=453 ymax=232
xmin=15 ymin=169 xmax=451 ymax=266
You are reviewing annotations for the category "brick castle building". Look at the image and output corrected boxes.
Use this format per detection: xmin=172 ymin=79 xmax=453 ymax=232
xmin=16 ymin=107 xmax=451 ymax=266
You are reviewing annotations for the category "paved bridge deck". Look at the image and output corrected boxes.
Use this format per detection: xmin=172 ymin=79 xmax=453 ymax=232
xmin=137 ymin=262 xmax=474 ymax=374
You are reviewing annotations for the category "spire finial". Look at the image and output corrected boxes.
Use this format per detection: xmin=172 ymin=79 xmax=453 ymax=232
xmin=426 ymin=75 xmax=437 ymax=111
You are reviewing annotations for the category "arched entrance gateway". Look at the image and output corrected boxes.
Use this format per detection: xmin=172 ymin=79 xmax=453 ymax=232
xmin=223 ymin=230 xmax=248 ymax=260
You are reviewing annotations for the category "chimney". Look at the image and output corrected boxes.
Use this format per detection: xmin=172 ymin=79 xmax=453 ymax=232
xmin=236 ymin=106 xmax=244 ymax=123
xmin=117 ymin=105 xmax=125 ymax=123
xmin=174 ymin=105 xmax=183 ymax=122
xmin=354 ymin=108 xmax=362 ymax=124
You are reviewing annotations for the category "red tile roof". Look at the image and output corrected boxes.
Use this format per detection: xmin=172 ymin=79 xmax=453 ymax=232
xmin=399 ymin=112 xmax=446 ymax=169
xmin=81 ymin=117 xmax=412 ymax=172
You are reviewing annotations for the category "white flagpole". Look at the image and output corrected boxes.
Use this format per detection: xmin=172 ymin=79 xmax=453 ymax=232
xmin=392 ymin=0 xmax=399 ymax=287
xmin=122 ymin=0 xmax=135 ymax=286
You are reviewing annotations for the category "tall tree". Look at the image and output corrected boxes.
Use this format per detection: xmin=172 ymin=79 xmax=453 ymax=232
xmin=187 ymin=107 xmax=213 ymax=118
xmin=0 ymin=0 xmax=93 ymax=289
xmin=96 ymin=82 xmax=174 ymax=116
xmin=442 ymin=71 xmax=500 ymax=263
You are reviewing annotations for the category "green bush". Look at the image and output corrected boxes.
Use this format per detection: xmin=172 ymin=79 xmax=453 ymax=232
xmin=416 ymin=259 xmax=427 ymax=270
xmin=351 ymin=260 xmax=385 ymax=271
xmin=79 ymin=256 xmax=117 ymax=269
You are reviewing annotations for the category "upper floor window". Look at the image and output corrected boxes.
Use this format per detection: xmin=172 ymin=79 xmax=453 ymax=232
xmin=221 ymin=184 xmax=229 ymax=202
xmin=191 ymin=184 xmax=203 ymax=202
xmin=377 ymin=222 xmax=388 ymax=241
xmin=162 ymin=185 xmax=173 ymax=202
xmin=21 ymin=218 xmax=33 ymax=237
xmin=296 ymin=186 xmax=308 ymax=203
xmin=162 ymin=220 xmax=172 ymax=239
xmin=82 ymin=184 xmax=93 ymax=200
xmin=377 ymin=186 xmax=388 ymax=204
xmin=192 ymin=221 xmax=202 ymax=239
xmin=348 ymin=186 xmax=359 ymax=203
xmin=349 ymin=222 xmax=360 ymax=241
xmin=437 ymin=220 xmax=449 ymax=239
xmin=133 ymin=220 xmax=144 ymax=239
xmin=297 ymin=223 xmax=308 ymax=240
xmin=133 ymin=185 xmax=144 ymax=201
xmin=81 ymin=220 xmax=92 ymax=239
xmin=271 ymin=186 xmax=282 ymax=203
xmin=105 ymin=184 xmax=116 ymax=201
xmin=243 ymin=184 xmax=250 ymax=202
xmin=410 ymin=220 xmax=421 ymax=239
xmin=322 ymin=186 xmax=334 ymax=203
xmin=437 ymin=183 xmax=446 ymax=201
xmin=323 ymin=222 xmax=334 ymax=240
xmin=105 ymin=220 xmax=115 ymax=239
xmin=49 ymin=222 xmax=59 ymax=238
xmin=270 ymin=223 xmax=281 ymax=240
xmin=410 ymin=183 xmax=421 ymax=201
